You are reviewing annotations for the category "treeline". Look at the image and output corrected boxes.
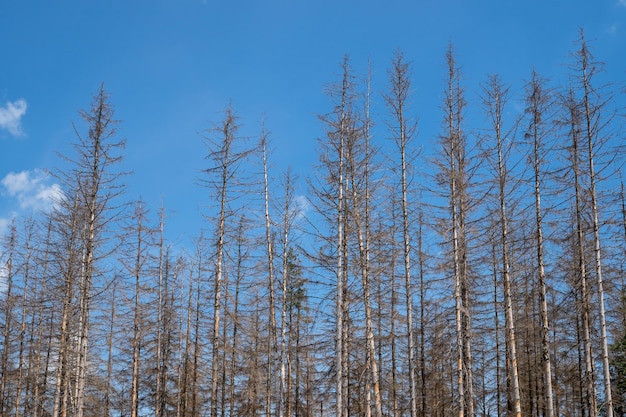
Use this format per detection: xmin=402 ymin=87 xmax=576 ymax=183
xmin=1 ymin=30 xmax=625 ymax=417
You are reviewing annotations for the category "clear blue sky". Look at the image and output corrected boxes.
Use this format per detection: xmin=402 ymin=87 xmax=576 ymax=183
xmin=1 ymin=0 xmax=625 ymax=242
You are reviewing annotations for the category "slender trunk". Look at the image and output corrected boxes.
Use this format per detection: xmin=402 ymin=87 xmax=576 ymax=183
xmin=74 ymin=89 xmax=105 ymax=417
xmin=385 ymin=50 xmax=418 ymax=417
xmin=261 ymin=133 xmax=279 ymax=417
xmin=211 ymin=203 xmax=224 ymax=417
xmin=280 ymin=171 xmax=296 ymax=417
xmin=439 ymin=46 xmax=474 ymax=417
xmin=211 ymin=139 xmax=229 ymax=417
xmin=348 ymin=64 xmax=383 ymax=417
xmin=180 ymin=261 xmax=195 ymax=417
xmin=493 ymin=242 xmax=502 ymax=417
xmin=447 ymin=60 xmax=466 ymax=417
xmin=579 ymin=35 xmax=614 ymax=417
xmin=552 ymin=314 xmax=561 ymax=417
xmin=105 ymin=280 xmax=116 ymax=417
xmin=334 ymin=57 xmax=349 ymax=417
xmin=418 ymin=210 xmax=427 ymax=417
xmin=228 ymin=220 xmax=244 ymax=417
xmin=570 ymin=90 xmax=598 ymax=417
xmin=156 ymin=208 xmax=165 ymax=417
xmin=390 ymin=212 xmax=399 ymax=417
xmin=53 ymin=196 xmax=82 ymax=417
xmin=32 ymin=221 xmax=53 ymax=417
xmin=191 ymin=250 xmax=203 ymax=417
xmin=488 ymin=77 xmax=522 ymax=417
xmin=131 ymin=204 xmax=145 ymax=417
xmin=527 ymin=72 xmax=555 ymax=417
xmin=14 ymin=224 xmax=35 ymax=417
xmin=460 ymin=205 xmax=474 ymax=417
xmin=0 ymin=225 xmax=16 ymax=414
xmin=453 ymin=192 xmax=465 ymax=417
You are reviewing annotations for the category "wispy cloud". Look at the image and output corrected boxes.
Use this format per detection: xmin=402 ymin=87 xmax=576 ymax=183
xmin=619 ymin=0 xmax=626 ymax=7
xmin=0 ymin=99 xmax=27 ymax=137
xmin=1 ymin=169 xmax=62 ymax=212
xmin=0 ymin=217 xmax=10 ymax=238
xmin=294 ymin=195 xmax=311 ymax=220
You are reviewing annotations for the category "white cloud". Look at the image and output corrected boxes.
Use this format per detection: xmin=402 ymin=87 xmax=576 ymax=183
xmin=1 ymin=169 xmax=62 ymax=212
xmin=620 ymin=0 xmax=626 ymax=7
xmin=294 ymin=195 xmax=311 ymax=220
xmin=0 ymin=217 xmax=9 ymax=237
xmin=0 ymin=99 xmax=27 ymax=137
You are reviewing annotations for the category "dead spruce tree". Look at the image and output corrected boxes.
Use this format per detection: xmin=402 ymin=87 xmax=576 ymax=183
xmin=383 ymin=49 xmax=418 ymax=417
xmin=435 ymin=45 xmax=475 ymax=417
xmin=200 ymin=104 xmax=253 ymax=417
xmin=480 ymin=74 xmax=522 ymax=417
xmin=51 ymin=84 xmax=125 ymax=417
xmin=523 ymin=70 xmax=556 ymax=417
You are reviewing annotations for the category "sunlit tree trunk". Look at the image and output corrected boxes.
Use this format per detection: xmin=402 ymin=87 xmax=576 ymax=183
xmin=524 ymin=70 xmax=555 ymax=417
xmin=437 ymin=45 xmax=474 ymax=417
xmin=74 ymin=85 xmax=124 ymax=417
xmin=52 ymin=196 xmax=82 ymax=417
xmin=384 ymin=49 xmax=418 ymax=417
xmin=492 ymin=240 xmax=503 ymax=417
xmin=575 ymin=31 xmax=614 ymax=417
xmin=201 ymin=105 xmax=251 ymax=417
xmin=345 ymin=61 xmax=382 ymax=417
xmin=314 ymin=55 xmax=354 ymax=417
xmin=482 ymin=74 xmax=522 ymax=417
xmin=566 ymin=86 xmax=598 ymax=417
xmin=279 ymin=169 xmax=298 ymax=417
xmin=261 ymin=131 xmax=279 ymax=417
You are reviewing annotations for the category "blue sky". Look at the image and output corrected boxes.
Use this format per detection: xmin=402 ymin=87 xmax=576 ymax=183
xmin=1 ymin=0 xmax=625 ymax=242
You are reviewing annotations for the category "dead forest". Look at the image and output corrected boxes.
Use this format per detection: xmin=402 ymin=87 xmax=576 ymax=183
xmin=1 ymin=31 xmax=626 ymax=417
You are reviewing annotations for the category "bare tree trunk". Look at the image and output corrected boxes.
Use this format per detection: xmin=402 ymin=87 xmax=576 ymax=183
xmin=280 ymin=170 xmax=297 ymax=417
xmin=384 ymin=50 xmax=418 ymax=417
xmin=53 ymin=194 xmax=81 ymax=417
xmin=525 ymin=71 xmax=555 ymax=417
xmin=211 ymin=159 xmax=226 ymax=417
xmin=346 ymin=61 xmax=383 ymax=417
xmin=388 ymin=206 xmax=400 ymax=417
xmin=567 ymin=87 xmax=598 ymax=417
xmin=320 ymin=56 xmax=352 ymax=417
xmin=201 ymin=105 xmax=251 ymax=417
xmin=130 ymin=202 xmax=148 ymax=417
xmin=0 ymin=223 xmax=16 ymax=414
xmin=191 ymin=240 xmax=204 ymax=417
xmin=492 ymin=241 xmax=502 ymax=417
xmin=156 ymin=207 xmax=166 ymax=417
xmin=178 ymin=260 xmax=192 ymax=417
xmin=228 ymin=219 xmax=246 ymax=417
xmin=261 ymin=131 xmax=279 ymax=417
xmin=13 ymin=221 xmax=36 ymax=417
xmin=482 ymin=75 xmax=522 ymax=417
xmin=104 ymin=279 xmax=117 ymax=417
xmin=336 ymin=106 xmax=348 ymax=417
xmin=438 ymin=45 xmax=474 ymax=417
xmin=32 ymin=220 xmax=54 ymax=417
xmin=418 ymin=209 xmax=427 ymax=417
xmin=51 ymin=293 xmax=69 ymax=417
xmin=577 ymin=31 xmax=614 ymax=417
